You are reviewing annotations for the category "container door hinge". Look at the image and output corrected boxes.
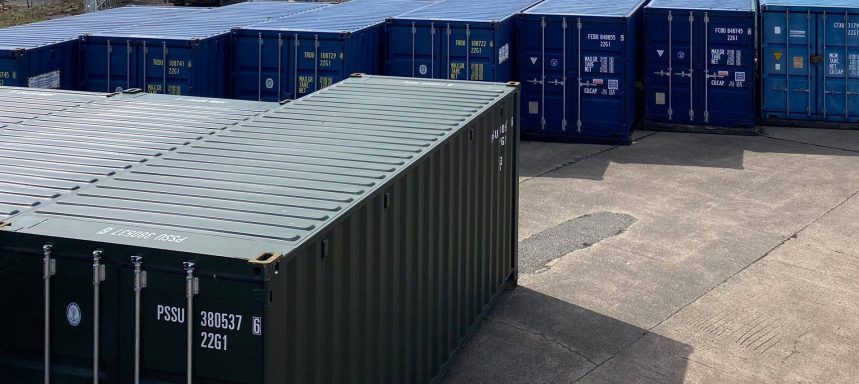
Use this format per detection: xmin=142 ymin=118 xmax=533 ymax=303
xmin=131 ymin=256 xmax=146 ymax=384
xmin=43 ymin=244 xmax=55 ymax=384
xmin=92 ymin=250 xmax=105 ymax=383
xmin=183 ymin=262 xmax=198 ymax=384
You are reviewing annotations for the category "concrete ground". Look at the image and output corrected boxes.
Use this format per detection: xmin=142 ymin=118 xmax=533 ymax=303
xmin=444 ymin=127 xmax=859 ymax=384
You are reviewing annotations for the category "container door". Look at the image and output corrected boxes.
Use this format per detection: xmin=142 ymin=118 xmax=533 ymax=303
xmin=761 ymin=9 xmax=816 ymax=119
xmin=117 ymin=260 xmax=266 ymax=383
xmin=577 ymin=17 xmax=631 ymax=139
xmin=387 ymin=21 xmax=441 ymax=79
xmin=141 ymin=41 xmax=197 ymax=96
xmin=518 ymin=16 xmax=568 ymax=135
xmin=701 ymin=12 xmax=755 ymax=127
xmin=646 ymin=10 xmax=694 ymax=124
xmin=444 ymin=23 xmax=495 ymax=82
xmin=90 ymin=40 xmax=138 ymax=93
xmin=294 ymin=34 xmax=345 ymax=99
xmin=0 ymin=245 xmax=119 ymax=383
xmin=232 ymin=32 xmax=283 ymax=102
xmin=819 ymin=10 xmax=859 ymax=122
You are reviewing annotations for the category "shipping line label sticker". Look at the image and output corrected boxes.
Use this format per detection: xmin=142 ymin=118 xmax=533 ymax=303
xmin=28 ymin=70 xmax=60 ymax=89
xmin=793 ymin=56 xmax=804 ymax=69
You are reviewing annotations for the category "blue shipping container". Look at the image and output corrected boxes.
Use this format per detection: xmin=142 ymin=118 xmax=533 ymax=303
xmin=760 ymin=0 xmax=859 ymax=123
xmin=387 ymin=0 xmax=542 ymax=82
xmin=518 ymin=0 xmax=646 ymax=143
xmin=234 ymin=0 xmax=433 ymax=101
xmin=0 ymin=6 xmax=200 ymax=91
xmin=644 ymin=0 xmax=757 ymax=128
xmin=79 ymin=2 xmax=326 ymax=97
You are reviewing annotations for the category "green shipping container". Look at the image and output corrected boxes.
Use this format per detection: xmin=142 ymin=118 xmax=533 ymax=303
xmin=0 ymin=75 xmax=520 ymax=383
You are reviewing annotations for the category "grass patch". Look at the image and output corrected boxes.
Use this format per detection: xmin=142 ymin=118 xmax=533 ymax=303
xmin=0 ymin=0 xmax=84 ymax=28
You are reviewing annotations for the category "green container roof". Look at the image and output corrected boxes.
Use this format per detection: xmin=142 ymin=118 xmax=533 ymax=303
xmin=5 ymin=76 xmax=516 ymax=260
xmin=0 ymin=89 xmax=275 ymax=221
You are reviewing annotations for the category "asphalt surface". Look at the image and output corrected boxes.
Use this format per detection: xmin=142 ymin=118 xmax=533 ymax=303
xmin=444 ymin=126 xmax=859 ymax=384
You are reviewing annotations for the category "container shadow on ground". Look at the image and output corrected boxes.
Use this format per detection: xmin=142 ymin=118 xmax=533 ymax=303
xmin=443 ymin=287 xmax=693 ymax=384
xmin=519 ymin=127 xmax=859 ymax=181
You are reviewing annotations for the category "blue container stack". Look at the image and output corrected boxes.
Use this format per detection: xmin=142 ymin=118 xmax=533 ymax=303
xmin=644 ymin=0 xmax=757 ymax=130
xmin=78 ymin=2 xmax=327 ymax=97
xmin=0 ymin=6 xmax=201 ymax=91
xmin=387 ymin=0 xmax=543 ymax=82
xmin=760 ymin=0 xmax=859 ymax=123
xmin=233 ymin=0 xmax=434 ymax=102
xmin=518 ymin=0 xmax=647 ymax=143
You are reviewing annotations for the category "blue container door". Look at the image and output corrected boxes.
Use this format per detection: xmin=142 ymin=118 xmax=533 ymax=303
xmin=646 ymin=10 xmax=695 ymax=124
xmin=520 ymin=14 xmax=635 ymax=141
xmin=820 ymin=11 xmax=859 ymax=122
xmin=761 ymin=10 xmax=816 ymax=120
xmin=577 ymin=17 xmax=633 ymax=139
xmin=519 ymin=16 xmax=567 ymax=135
xmin=0 ymin=51 xmax=22 ymax=87
xmin=236 ymin=33 xmax=292 ymax=102
xmin=294 ymin=34 xmax=347 ymax=99
xmin=701 ymin=11 xmax=755 ymax=127
xmin=141 ymin=41 xmax=218 ymax=97
xmin=84 ymin=40 xmax=138 ymax=93
xmin=386 ymin=21 xmax=441 ymax=79
xmin=442 ymin=22 xmax=508 ymax=82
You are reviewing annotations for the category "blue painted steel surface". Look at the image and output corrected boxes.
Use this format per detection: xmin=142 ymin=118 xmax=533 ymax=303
xmin=0 ymin=7 xmax=200 ymax=90
xmin=234 ymin=0 xmax=433 ymax=101
xmin=386 ymin=0 xmax=542 ymax=82
xmin=518 ymin=0 xmax=646 ymax=143
xmin=760 ymin=0 xmax=859 ymax=123
xmin=645 ymin=0 xmax=756 ymax=128
xmin=79 ymin=2 xmax=326 ymax=98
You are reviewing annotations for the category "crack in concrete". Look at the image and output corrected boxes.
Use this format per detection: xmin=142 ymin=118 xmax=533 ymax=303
xmin=489 ymin=315 xmax=599 ymax=368
xmin=571 ymin=189 xmax=859 ymax=383
xmin=519 ymin=132 xmax=660 ymax=184
xmin=760 ymin=132 xmax=859 ymax=154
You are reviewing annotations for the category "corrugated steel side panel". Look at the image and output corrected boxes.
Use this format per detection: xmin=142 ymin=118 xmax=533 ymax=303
xmin=644 ymin=2 xmax=756 ymax=128
xmin=268 ymin=78 xmax=518 ymax=384
xmin=234 ymin=0 xmax=432 ymax=101
xmin=0 ymin=7 xmax=203 ymax=90
xmin=79 ymin=2 xmax=327 ymax=97
xmin=386 ymin=0 xmax=542 ymax=83
xmin=760 ymin=2 xmax=859 ymax=123
xmin=0 ymin=75 xmax=518 ymax=383
xmin=518 ymin=0 xmax=645 ymax=143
